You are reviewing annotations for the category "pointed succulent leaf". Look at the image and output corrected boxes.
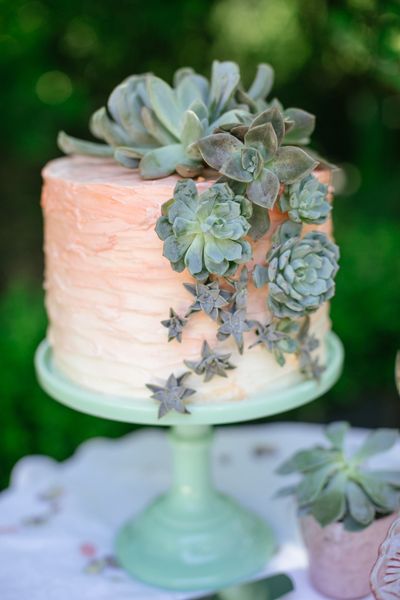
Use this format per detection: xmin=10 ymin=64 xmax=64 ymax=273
xmin=176 ymin=162 xmax=203 ymax=177
xmin=247 ymin=63 xmax=274 ymax=101
xmin=276 ymin=448 xmax=339 ymax=475
xmin=90 ymin=107 xmax=132 ymax=146
xmin=325 ymin=421 xmax=350 ymax=450
xmin=248 ymin=204 xmax=270 ymax=241
xmin=311 ymin=471 xmax=347 ymax=527
xmin=141 ymin=106 xmax=177 ymax=146
xmin=140 ymin=144 xmax=187 ymax=179
xmin=176 ymin=76 xmax=204 ymax=111
xmin=57 ymin=131 xmax=115 ymax=158
xmin=220 ymin=151 xmax=253 ymax=182
xmin=352 ymin=429 xmax=398 ymax=464
xmin=270 ymin=146 xmax=318 ymax=183
xmin=198 ymin=133 xmax=243 ymax=170
xmin=209 ymin=60 xmax=240 ymax=116
xmin=245 ymin=122 xmax=278 ymax=162
xmin=370 ymin=470 xmax=400 ymax=487
xmin=252 ymin=264 xmax=269 ymax=288
xmin=210 ymin=109 xmax=247 ymax=131
xmin=114 ymin=149 xmax=140 ymax=168
xmin=247 ymin=168 xmax=280 ymax=209
xmin=284 ymin=108 xmax=316 ymax=145
xmin=296 ymin=463 xmax=338 ymax=506
xmin=180 ymin=110 xmax=204 ymax=148
xmin=251 ymin=107 xmax=285 ymax=145
xmin=346 ymin=480 xmax=376 ymax=526
xmin=356 ymin=473 xmax=400 ymax=512
xmin=146 ymin=76 xmax=183 ymax=139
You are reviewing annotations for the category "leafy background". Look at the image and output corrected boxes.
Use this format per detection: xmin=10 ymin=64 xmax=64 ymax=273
xmin=1 ymin=0 xmax=399 ymax=489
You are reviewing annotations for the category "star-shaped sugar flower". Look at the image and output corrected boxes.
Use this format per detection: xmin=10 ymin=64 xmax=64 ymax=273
xmin=185 ymin=341 xmax=236 ymax=382
xmin=296 ymin=316 xmax=325 ymax=381
xmin=184 ymin=280 xmax=231 ymax=321
xmin=249 ymin=317 xmax=298 ymax=367
xmin=146 ymin=372 xmax=195 ymax=419
xmin=161 ymin=308 xmax=187 ymax=343
xmin=217 ymin=308 xmax=252 ymax=354
xmin=227 ymin=266 xmax=249 ymax=310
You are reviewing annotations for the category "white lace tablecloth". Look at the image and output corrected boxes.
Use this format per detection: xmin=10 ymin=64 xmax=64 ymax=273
xmin=1 ymin=422 xmax=397 ymax=600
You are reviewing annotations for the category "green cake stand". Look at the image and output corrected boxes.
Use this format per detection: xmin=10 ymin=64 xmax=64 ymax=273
xmin=35 ymin=332 xmax=344 ymax=592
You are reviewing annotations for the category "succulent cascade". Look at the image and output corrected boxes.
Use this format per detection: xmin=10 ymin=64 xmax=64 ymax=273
xmin=277 ymin=422 xmax=400 ymax=530
xmin=56 ymin=59 xmax=340 ymax=416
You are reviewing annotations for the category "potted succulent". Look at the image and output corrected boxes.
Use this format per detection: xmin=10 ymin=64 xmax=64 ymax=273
xmin=277 ymin=422 xmax=400 ymax=599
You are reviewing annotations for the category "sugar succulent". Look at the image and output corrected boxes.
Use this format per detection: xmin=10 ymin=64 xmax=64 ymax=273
xmin=280 ymin=174 xmax=331 ymax=225
xmin=296 ymin=316 xmax=325 ymax=380
xmin=254 ymin=228 xmax=339 ymax=319
xmin=217 ymin=307 xmax=252 ymax=354
xmin=59 ymin=62 xmax=254 ymax=179
xmin=277 ymin=422 xmax=400 ymax=530
xmin=161 ymin=308 xmax=187 ymax=343
xmin=184 ymin=279 xmax=231 ymax=321
xmin=185 ymin=340 xmax=235 ymax=382
xmin=249 ymin=317 xmax=299 ymax=366
xmin=155 ymin=179 xmax=252 ymax=280
xmin=198 ymin=107 xmax=318 ymax=211
xmin=146 ymin=372 xmax=195 ymax=418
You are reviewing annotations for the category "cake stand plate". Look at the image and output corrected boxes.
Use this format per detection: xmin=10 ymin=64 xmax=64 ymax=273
xmin=35 ymin=333 xmax=344 ymax=592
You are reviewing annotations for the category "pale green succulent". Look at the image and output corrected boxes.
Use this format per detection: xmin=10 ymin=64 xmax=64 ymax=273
xmin=155 ymin=180 xmax=252 ymax=280
xmin=277 ymin=422 xmax=400 ymax=530
xmin=58 ymin=62 xmax=264 ymax=179
xmin=280 ymin=174 xmax=331 ymax=225
xmin=253 ymin=228 xmax=339 ymax=319
xmin=198 ymin=107 xmax=318 ymax=211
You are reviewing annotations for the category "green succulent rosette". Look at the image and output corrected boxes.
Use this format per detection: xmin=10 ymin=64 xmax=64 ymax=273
xmin=280 ymin=174 xmax=331 ymax=225
xmin=255 ymin=230 xmax=339 ymax=319
xmin=58 ymin=61 xmax=272 ymax=179
xmin=197 ymin=107 xmax=318 ymax=212
xmin=155 ymin=180 xmax=252 ymax=280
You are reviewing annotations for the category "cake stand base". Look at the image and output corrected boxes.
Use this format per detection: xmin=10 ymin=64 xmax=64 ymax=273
xmin=116 ymin=425 xmax=273 ymax=591
xmin=35 ymin=332 xmax=344 ymax=592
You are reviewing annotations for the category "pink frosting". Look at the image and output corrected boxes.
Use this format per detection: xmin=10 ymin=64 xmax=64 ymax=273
xmin=41 ymin=156 xmax=332 ymax=403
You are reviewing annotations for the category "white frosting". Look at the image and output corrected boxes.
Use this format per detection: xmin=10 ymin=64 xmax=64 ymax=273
xmin=41 ymin=156 xmax=333 ymax=404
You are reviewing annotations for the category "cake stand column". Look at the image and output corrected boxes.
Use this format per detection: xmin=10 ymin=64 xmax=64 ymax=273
xmin=115 ymin=423 xmax=275 ymax=591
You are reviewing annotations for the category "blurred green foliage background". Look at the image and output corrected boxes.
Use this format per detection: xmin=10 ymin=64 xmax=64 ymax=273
xmin=1 ymin=0 xmax=399 ymax=489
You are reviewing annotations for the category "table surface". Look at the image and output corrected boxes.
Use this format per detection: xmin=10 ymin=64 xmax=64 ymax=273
xmin=1 ymin=422 xmax=397 ymax=600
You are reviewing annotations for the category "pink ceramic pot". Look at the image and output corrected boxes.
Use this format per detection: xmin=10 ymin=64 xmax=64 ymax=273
xmin=300 ymin=513 xmax=397 ymax=599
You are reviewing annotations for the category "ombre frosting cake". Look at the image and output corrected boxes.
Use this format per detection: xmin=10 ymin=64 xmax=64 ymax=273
xmin=42 ymin=61 xmax=339 ymax=414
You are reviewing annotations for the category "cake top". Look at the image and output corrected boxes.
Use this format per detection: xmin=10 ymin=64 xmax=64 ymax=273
xmin=55 ymin=61 xmax=339 ymax=417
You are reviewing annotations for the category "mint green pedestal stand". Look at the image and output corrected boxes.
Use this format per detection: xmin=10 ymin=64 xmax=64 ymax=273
xmin=35 ymin=332 xmax=343 ymax=593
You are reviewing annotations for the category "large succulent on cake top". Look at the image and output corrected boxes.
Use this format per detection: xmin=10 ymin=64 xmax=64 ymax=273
xmin=280 ymin=174 xmax=331 ymax=225
xmin=58 ymin=62 xmax=274 ymax=179
xmin=197 ymin=108 xmax=318 ymax=211
xmin=254 ymin=228 xmax=339 ymax=319
xmin=155 ymin=180 xmax=252 ymax=280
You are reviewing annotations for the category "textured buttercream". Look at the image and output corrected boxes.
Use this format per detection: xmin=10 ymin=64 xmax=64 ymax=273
xmin=41 ymin=156 xmax=333 ymax=404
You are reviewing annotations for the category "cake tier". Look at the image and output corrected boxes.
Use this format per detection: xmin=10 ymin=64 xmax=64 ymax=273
xmin=42 ymin=157 xmax=333 ymax=404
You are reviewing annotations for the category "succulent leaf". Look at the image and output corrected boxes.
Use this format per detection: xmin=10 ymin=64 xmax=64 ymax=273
xmin=311 ymin=471 xmax=347 ymax=527
xmin=161 ymin=308 xmax=187 ymax=343
xmin=346 ymin=480 xmax=376 ymax=526
xmin=209 ymin=60 xmax=240 ymax=118
xmin=217 ymin=308 xmax=252 ymax=354
xmin=57 ymin=131 xmax=114 ymax=158
xmin=140 ymin=144 xmax=189 ymax=179
xmin=296 ymin=463 xmax=338 ymax=506
xmin=352 ymin=429 xmax=398 ymax=464
xmin=283 ymin=108 xmax=316 ymax=145
xmin=184 ymin=279 xmax=231 ymax=321
xmin=198 ymin=133 xmax=243 ymax=170
xmin=325 ymin=421 xmax=350 ymax=450
xmin=247 ymin=63 xmax=275 ymax=102
xmin=276 ymin=448 xmax=339 ymax=475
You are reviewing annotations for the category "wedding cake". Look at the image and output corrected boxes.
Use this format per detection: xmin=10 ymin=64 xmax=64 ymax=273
xmin=41 ymin=62 xmax=339 ymax=415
